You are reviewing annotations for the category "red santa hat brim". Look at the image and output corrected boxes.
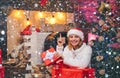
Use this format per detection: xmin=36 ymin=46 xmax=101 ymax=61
xmin=67 ymin=28 xmax=84 ymax=41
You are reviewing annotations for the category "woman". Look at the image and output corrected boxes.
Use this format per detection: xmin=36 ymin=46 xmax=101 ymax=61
xmin=57 ymin=28 xmax=92 ymax=68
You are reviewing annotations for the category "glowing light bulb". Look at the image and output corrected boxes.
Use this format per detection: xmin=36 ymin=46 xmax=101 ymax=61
xmin=50 ymin=17 xmax=56 ymax=24
xmin=13 ymin=10 xmax=23 ymax=18
xmin=38 ymin=12 xmax=43 ymax=18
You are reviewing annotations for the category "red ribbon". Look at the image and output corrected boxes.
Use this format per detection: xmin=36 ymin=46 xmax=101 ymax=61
xmin=40 ymin=0 xmax=48 ymax=6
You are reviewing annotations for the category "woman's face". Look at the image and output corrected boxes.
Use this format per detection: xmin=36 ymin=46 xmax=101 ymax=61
xmin=68 ymin=34 xmax=81 ymax=47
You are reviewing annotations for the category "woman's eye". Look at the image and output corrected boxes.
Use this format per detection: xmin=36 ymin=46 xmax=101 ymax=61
xmin=75 ymin=36 xmax=79 ymax=38
xmin=69 ymin=36 xmax=73 ymax=38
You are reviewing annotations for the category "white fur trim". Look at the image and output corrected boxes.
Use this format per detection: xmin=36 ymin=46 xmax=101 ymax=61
xmin=67 ymin=29 xmax=84 ymax=41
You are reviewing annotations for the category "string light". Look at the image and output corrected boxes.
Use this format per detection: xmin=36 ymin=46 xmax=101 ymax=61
xmin=50 ymin=15 xmax=56 ymax=24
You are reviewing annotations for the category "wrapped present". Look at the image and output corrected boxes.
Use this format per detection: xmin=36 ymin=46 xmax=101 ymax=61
xmin=0 ymin=66 xmax=4 ymax=78
xmin=41 ymin=47 xmax=60 ymax=66
xmin=52 ymin=66 xmax=95 ymax=78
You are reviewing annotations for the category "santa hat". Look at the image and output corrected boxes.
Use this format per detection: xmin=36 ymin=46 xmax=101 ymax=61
xmin=67 ymin=28 xmax=84 ymax=41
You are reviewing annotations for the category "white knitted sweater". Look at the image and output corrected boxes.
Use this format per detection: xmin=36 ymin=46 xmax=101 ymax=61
xmin=63 ymin=43 xmax=92 ymax=68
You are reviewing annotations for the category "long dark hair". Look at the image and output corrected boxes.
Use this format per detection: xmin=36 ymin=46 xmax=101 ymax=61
xmin=44 ymin=32 xmax=67 ymax=51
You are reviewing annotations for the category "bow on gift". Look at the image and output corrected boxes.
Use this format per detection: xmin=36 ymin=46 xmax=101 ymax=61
xmin=43 ymin=50 xmax=56 ymax=62
xmin=41 ymin=48 xmax=59 ymax=65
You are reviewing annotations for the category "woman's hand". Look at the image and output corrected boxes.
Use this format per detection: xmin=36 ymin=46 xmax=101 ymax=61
xmin=54 ymin=52 xmax=61 ymax=59
xmin=57 ymin=34 xmax=65 ymax=47
xmin=54 ymin=52 xmax=63 ymax=64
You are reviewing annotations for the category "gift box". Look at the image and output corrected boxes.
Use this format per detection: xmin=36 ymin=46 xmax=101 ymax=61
xmin=41 ymin=47 xmax=60 ymax=66
xmin=0 ymin=66 xmax=4 ymax=78
xmin=52 ymin=67 xmax=95 ymax=78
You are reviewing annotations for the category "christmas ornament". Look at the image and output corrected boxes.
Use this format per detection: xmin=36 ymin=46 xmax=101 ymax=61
xmin=98 ymin=36 xmax=104 ymax=42
xmin=98 ymin=2 xmax=105 ymax=13
xmin=96 ymin=55 xmax=104 ymax=61
xmin=114 ymin=56 xmax=120 ymax=62
xmin=102 ymin=24 xmax=109 ymax=31
xmin=40 ymin=0 xmax=48 ymax=6
xmin=104 ymin=3 xmax=111 ymax=10
xmin=98 ymin=2 xmax=111 ymax=13
xmin=106 ymin=17 xmax=115 ymax=27
xmin=99 ymin=20 xmax=105 ymax=26
xmin=92 ymin=28 xmax=97 ymax=33
xmin=99 ymin=69 xmax=105 ymax=75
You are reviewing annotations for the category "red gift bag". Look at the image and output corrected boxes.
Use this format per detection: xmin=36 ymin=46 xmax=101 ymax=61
xmin=41 ymin=48 xmax=60 ymax=66
xmin=83 ymin=68 xmax=95 ymax=78
xmin=52 ymin=67 xmax=84 ymax=78
xmin=52 ymin=66 xmax=95 ymax=78
xmin=0 ymin=67 xmax=4 ymax=78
